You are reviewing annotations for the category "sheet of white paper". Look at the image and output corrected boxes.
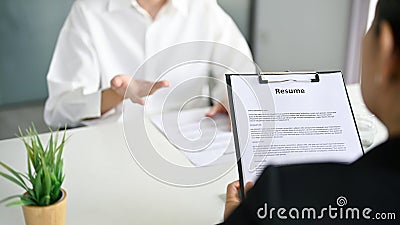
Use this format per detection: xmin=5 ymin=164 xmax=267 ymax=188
xmin=150 ymin=107 xmax=235 ymax=167
xmin=229 ymin=72 xmax=364 ymax=183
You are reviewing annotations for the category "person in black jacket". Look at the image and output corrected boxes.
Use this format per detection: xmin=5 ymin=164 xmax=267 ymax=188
xmin=222 ymin=0 xmax=400 ymax=224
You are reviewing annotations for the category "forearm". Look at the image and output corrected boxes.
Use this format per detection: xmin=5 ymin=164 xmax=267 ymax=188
xmin=101 ymin=88 xmax=124 ymax=115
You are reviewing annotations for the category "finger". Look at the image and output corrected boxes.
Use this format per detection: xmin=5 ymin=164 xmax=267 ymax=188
xmin=111 ymin=75 xmax=124 ymax=89
xmin=244 ymin=182 xmax=254 ymax=197
xmin=130 ymin=97 xmax=145 ymax=106
xmin=226 ymin=181 xmax=240 ymax=200
xmin=205 ymin=105 xmax=218 ymax=117
xmin=205 ymin=103 xmax=225 ymax=117
xmin=148 ymin=80 xmax=170 ymax=95
xmin=159 ymin=80 xmax=170 ymax=87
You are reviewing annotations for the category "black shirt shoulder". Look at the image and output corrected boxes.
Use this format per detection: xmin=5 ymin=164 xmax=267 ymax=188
xmin=224 ymin=138 xmax=400 ymax=225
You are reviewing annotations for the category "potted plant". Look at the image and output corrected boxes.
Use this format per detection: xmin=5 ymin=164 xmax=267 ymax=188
xmin=0 ymin=126 xmax=67 ymax=225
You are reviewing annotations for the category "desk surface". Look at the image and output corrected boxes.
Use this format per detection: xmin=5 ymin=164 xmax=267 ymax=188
xmin=0 ymin=84 xmax=388 ymax=225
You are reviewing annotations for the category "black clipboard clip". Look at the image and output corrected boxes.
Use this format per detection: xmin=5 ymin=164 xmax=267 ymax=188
xmin=258 ymin=71 xmax=320 ymax=84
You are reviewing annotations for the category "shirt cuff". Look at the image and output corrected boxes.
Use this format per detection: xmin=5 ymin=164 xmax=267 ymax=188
xmin=81 ymin=90 xmax=102 ymax=120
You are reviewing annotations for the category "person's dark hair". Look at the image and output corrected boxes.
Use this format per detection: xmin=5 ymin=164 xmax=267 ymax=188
xmin=376 ymin=0 xmax=400 ymax=51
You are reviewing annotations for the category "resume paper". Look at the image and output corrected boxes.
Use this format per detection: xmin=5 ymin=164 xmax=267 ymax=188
xmin=150 ymin=107 xmax=235 ymax=166
xmin=227 ymin=72 xmax=363 ymax=184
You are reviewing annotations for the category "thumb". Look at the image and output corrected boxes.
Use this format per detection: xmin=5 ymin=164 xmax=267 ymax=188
xmin=111 ymin=75 xmax=124 ymax=89
xmin=226 ymin=181 xmax=241 ymax=200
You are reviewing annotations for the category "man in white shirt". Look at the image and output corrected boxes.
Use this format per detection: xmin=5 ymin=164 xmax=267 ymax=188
xmin=44 ymin=0 xmax=253 ymax=127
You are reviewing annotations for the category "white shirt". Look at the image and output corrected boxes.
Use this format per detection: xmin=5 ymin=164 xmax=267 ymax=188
xmin=44 ymin=0 xmax=253 ymax=127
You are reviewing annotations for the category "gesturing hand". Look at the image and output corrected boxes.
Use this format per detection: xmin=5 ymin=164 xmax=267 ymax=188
xmin=111 ymin=74 xmax=170 ymax=105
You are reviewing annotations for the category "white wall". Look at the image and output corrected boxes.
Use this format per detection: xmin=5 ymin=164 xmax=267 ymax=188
xmin=253 ymin=0 xmax=352 ymax=75
xmin=344 ymin=0 xmax=370 ymax=84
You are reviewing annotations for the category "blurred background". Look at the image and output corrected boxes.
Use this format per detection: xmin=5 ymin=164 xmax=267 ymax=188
xmin=0 ymin=0 xmax=377 ymax=139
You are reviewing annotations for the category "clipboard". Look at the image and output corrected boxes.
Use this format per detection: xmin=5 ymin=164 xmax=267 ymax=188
xmin=226 ymin=71 xmax=364 ymax=199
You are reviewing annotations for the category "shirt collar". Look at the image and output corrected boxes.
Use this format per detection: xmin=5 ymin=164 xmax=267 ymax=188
xmin=108 ymin=0 xmax=131 ymax=11
xmin=170 ymin=0 xmax=188 ymax=15
xmin=108 ymin=0 xmax=188 ymax=15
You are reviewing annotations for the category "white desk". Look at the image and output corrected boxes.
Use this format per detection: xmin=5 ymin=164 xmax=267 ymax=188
xmin=0 ymin=84 xmax=388 ymax=225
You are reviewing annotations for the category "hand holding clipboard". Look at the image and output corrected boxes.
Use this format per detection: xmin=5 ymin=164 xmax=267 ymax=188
xmin=226 ymin=71 xmax=363 ymax=199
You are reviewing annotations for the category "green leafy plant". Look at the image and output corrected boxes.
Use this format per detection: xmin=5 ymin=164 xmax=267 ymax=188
xmin=0 ymin=126 xmax=67 ymax=207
